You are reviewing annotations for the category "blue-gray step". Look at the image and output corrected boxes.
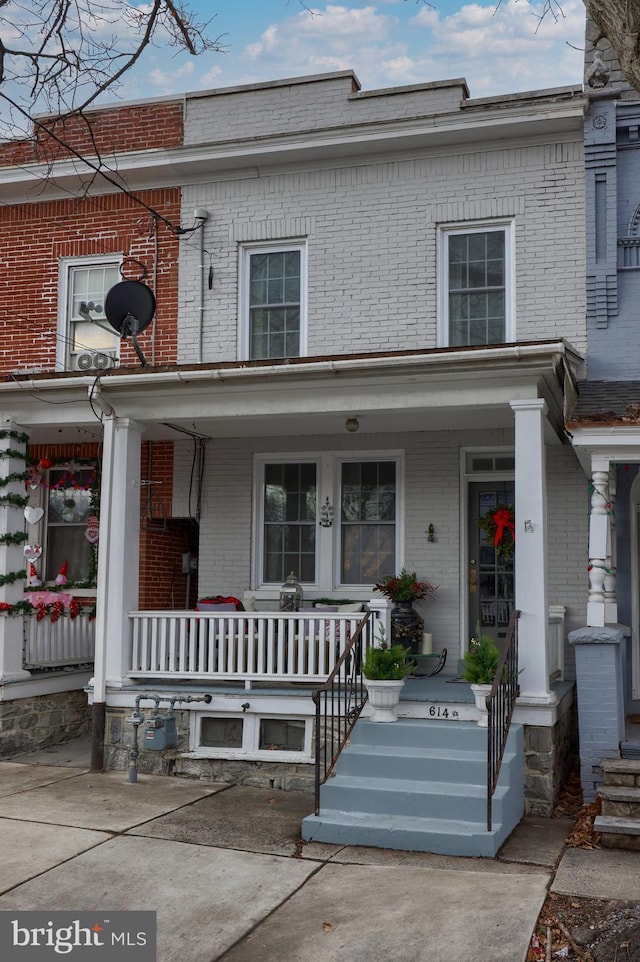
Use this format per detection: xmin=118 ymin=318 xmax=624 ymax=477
xmin=302 ymin=718 xmax=524 ymax=858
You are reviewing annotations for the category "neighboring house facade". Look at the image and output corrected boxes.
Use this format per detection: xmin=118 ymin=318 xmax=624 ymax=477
xmin=0 ymin=70 xmax=589 ymax=850
xmin=0 ymin=103 xmax=189 ymax=752
xmin=565 ymin=23 xmax=640 ymax=813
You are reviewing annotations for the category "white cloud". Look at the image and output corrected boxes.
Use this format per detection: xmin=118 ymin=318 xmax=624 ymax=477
xmin=229 ymin=1 xmax=583 ymax=96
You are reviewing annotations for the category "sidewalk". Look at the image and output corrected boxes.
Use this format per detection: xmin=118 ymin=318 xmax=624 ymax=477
xmin=0 ymin=736 xmax=637 ymax=962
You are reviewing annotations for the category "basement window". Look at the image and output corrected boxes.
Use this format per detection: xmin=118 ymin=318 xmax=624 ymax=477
xmin=200 ymin=716 xmax=243 ymax=749
xmin=194 ymin=712 xmax=312 ymax=760
xmin=259 ymin=718 xmax=305 ymax=752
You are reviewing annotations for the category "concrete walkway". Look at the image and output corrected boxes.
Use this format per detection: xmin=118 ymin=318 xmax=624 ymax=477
xmin=0 ymin=736 xmax=632 ymax=962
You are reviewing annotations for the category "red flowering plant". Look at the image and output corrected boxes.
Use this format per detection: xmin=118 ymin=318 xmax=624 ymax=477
xmin=374 ymin=568 xmax=439 ymax=604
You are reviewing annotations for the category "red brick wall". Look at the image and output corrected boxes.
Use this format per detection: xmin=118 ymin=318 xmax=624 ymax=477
xmin=0 ymin=102 xmax=183 ymax=166
xmin=0 ymin=188 xmax=180 ymax=374
xmin=30 ymin=439 xmax=196 ymax=610
xmin=138 ymin=441 xmax=199 ymax=610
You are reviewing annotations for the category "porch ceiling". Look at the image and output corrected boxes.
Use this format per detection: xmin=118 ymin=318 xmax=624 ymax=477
xmin=2 ymin=340 xmax=580 ymax=445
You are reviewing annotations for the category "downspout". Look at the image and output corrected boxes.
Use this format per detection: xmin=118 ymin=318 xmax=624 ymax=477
xmin=197 ymin=211 xmax=209 ymax=364
xmin=151 ymin=213 xmax=158 ymax=366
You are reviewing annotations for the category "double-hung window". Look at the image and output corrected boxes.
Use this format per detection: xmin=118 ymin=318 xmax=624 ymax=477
xmin=45 ymin=466 xmax=97 ymax=584
xmin=240 ymin=242 xmax=307 ymax=360
xmin=57 ymin=257 xmax=121 ymax=371
xmin=256 ymin=454 xmax=399 ymax=590
xmin=439 ymin=223 xmax=514 ymax=347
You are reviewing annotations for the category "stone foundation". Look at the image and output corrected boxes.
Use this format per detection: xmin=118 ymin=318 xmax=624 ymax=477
xmin=103 ymin=707 xmax=314 ymax=792
xmin=523 ymin=697 xmax=578 ymax=816
xmin=103 ymin=700 xmax=579 ymax=810
xmin=0 ymin=689 xmax=91 ymax=757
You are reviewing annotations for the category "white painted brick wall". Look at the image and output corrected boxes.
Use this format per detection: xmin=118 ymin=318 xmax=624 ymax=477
xmin=186 ymin=427 xmax=587 ymax=673
xmin=179 ymin=140 xmax=585 ymax=363
xmin=184 ymin=73 xmax=466 ymax=147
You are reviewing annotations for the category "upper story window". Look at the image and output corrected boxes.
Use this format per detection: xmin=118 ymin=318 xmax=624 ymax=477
xmin=239 ymin=242 xmax=307 ymax=360
xmin=57 ymin=258 xmax=121 ymax=372
xmin=439 ymin=223 xmax=514 ymax=347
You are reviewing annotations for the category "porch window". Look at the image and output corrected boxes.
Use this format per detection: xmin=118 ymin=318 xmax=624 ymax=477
xmin=57 ymin=257 xmax=121 ymax=371
xmin=263 ymin=462 xmax=317 ymax=583
xmin=440 ymin=223 xmax=514 ymax=347
xmin=240 ymin=242 xmax=307 ymax=360
xmin=45 ymin=466 xmax=96 ymax=583
xmin=340 ymin=460 xmax=396 ymax=583
xmin=256 ymin=454 xmax=399 ymax=590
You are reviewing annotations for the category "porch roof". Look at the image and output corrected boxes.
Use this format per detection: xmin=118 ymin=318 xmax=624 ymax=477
xmin=567 ymin=380 xmax=640 ymax=469
xmin=3 ymin=339 xmax=582 ymax=445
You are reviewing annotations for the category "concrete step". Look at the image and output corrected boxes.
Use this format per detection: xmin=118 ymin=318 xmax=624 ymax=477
xmin=349 ymin=718 xmax=511 ymax=751
xmin=302 ymin=809 xmax=511 ymax=858
xmin=320 ymin=769 xmax=515 ymax=822
xmin=598 ymin=784 xmax=640 ymax=820
xmin=302 ymin=717 xmax=524 ymax=858
xmin=594 ymin=815 xmax=640 ymax=852
xmin=600 ymin=758 xmax=640 ymax=785
xmin=337 ymin=742 xmax=493 ymax=783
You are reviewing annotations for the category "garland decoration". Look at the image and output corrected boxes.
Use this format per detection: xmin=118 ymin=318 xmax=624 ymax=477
xmin=0 ymin=449 xmax=30 ymax=460
xmin=0 ymin=598 xmax=96 ymax=622
xmin=0 ymin=493 xmax=29 ymax=508
xmin=0 ymin=569 xmax=27 ymax=586
xmin=0 ymin=471 xmax=29 ymax=487
xmin=478 ymin=504 xmax=515 ymax=561
xmin=0 ymin=430 xmax=29 ymax=444
xmin=0 ymin=531 xmax=28 ymax=545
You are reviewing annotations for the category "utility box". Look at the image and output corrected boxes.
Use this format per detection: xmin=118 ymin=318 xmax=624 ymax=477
xmin=144 ymin=716 xmax=178 ymax=750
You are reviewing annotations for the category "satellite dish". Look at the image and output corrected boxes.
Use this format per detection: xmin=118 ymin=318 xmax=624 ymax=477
xmin=104 ymin=280 xmax=155 ymax=336
xmin=104 ymin=280 xmax=156 ymax=367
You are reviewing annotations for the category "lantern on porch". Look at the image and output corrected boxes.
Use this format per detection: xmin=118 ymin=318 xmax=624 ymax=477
xmin=279 ymin=571 xmax=303 ymax=611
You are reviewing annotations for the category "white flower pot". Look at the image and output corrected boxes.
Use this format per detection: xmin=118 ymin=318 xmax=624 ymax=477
xmin=364 ymin=678 xmax=405 ymax=722
xmin=470 ymin=683 xmax=492 ymax=728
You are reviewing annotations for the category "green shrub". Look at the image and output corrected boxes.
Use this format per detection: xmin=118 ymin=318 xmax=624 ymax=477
xmin=362 ymin=642 xmax=414 ymax=680
xmin=462 ymin=632 xmax=500 ymax=685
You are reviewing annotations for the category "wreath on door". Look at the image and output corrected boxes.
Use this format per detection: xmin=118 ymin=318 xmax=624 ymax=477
xmin=477 ymin=504 xmax=515 ymax=562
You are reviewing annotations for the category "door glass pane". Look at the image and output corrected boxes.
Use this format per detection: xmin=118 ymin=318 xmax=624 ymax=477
xmin=470 ymin=482 xmax=514 ymax=642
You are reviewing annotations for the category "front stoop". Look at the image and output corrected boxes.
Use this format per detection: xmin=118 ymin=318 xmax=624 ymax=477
xmin=595 ymin=759 xmax=640 ymax=851
xmin=302 ymin=718 xmax=524 ymax=858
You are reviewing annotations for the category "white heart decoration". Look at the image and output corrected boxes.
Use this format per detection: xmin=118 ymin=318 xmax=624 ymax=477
xmin=24 ymin=506 xmax=44 ymax=525
xmin=23 ymin=544 xmax=43 ymax=561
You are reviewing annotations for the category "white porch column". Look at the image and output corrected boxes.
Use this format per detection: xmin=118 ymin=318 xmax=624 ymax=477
xmin=510 ymin=399 xmax=553 ymax=704
xmin=93 ymin=416 xmax=142 ymax=698
xmin=586 ymin=456 xmax=614 ymax=628
xmin=0 ymin=420 xmax=30 ymax=683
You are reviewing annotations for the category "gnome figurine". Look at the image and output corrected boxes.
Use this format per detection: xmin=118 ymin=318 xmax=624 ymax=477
xmin=55 ymin=561 xmax=68 ymax=586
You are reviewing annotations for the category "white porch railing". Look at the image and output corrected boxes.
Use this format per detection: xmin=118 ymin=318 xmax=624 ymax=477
xmin=23 ymin=616 xmax=96 ymax=669
xmin=129 ymin=610 xmax=376 ymax=686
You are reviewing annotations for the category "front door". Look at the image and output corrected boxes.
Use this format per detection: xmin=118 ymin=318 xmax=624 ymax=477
xmin=468 ymin=481 xmax=515 ymax=644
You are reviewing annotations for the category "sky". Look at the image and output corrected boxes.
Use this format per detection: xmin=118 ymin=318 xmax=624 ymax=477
xmin=117 ymin=0 xmax=586 ymax=104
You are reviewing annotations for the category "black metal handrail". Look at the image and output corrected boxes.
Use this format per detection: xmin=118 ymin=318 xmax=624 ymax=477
xmin=486 ymin=609 xmax=520 ymax=831
xmin=311 ymin=610 xmax=373 ymax=815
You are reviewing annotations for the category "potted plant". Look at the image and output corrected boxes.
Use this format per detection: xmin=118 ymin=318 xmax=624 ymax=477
xmin=362 ymin=629 xmax=413 ymax=722
xmin=462 ymin=631 xmax=501 ymax=727
xmin=374 ymin=568 xmax=438 ymax=654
